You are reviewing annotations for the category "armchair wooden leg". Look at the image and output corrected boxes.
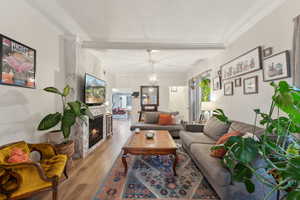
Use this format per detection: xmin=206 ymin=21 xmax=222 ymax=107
xmin=52 ymin=177 xmax=59 ymax=200
xmin=64 ymin=166 xmax=69 ymax=179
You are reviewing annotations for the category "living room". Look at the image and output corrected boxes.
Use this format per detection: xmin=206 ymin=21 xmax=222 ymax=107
xmin=1 ymin=0 xmax=300 ymax=200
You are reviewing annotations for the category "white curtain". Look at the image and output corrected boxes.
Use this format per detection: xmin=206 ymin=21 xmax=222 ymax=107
xmin=292 ymin=15 xmax=300 ymax=88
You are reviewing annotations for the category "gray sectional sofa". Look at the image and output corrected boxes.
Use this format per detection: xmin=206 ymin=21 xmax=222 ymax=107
xmin=130 ymin=111 xmax=183 ymax=137
xmin=180 ymin=117 xmax=276 ymax=200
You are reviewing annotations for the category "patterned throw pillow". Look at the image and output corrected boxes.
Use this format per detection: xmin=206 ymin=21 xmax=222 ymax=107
xmin=210 ymin=131 xmax=241 ymax=158
xmin=7 ymin=148 xmax=30 ymax=163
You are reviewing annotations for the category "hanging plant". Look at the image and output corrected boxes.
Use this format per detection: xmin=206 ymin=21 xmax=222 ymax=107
xmin=199 ymin=78 xmax=211 ymax=102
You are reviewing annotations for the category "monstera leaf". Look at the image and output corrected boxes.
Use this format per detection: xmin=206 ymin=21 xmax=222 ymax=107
xmin=213 ymin=109 xmax=231 ymax=124
xmin=287 ymin=190 xmax=300 ymax=200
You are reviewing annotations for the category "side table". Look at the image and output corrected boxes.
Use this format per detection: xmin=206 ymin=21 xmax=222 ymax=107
xmin=184 ymin=123 xmax=205 ymax=132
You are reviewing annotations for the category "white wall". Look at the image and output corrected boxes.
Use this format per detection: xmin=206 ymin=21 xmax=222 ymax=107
xmin=0 ymin=1 xmax=65 ymax=145
xmin=169 ymin=86 xmax=189 ymax=121
xmin=187 ymin=0 xmax=300 ymax=124
xmin=115 ymin=73 xmax=186 ymax=111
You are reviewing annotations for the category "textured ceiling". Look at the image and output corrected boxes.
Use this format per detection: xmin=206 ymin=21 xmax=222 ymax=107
xmin=95 ymin=49 xmax=222 ymax=73
xmin=27 ymin=0 xmax=286 ymax=73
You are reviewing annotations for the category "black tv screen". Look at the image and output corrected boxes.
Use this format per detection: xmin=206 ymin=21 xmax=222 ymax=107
xmin=84 ymin=73 xmax=106 ymax=105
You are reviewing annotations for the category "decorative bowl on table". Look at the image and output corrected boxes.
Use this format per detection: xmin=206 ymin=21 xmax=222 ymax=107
xmin=146 ymin=131 xmax=155 ymax=139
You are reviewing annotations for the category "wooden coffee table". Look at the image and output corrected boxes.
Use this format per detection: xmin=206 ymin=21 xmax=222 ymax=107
xmin=122 ymin=130 xmax=178 ymax=176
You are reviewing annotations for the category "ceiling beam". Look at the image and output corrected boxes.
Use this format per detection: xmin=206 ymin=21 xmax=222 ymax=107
xmin=81 ymin=41 xmax=226 ymax=50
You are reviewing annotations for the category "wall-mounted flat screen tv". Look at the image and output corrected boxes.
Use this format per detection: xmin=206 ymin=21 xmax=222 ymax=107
xmin=84 ymin=73 xmax=106 ymax=106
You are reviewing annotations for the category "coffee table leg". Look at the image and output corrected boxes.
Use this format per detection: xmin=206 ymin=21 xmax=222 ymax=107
xmin=173 ymin=152 xmax=178 ymax=176
xmin=122 ymin=151 xmax=128 ymax=175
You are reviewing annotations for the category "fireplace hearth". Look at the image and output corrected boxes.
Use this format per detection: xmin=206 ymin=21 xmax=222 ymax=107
xmin=88 ymin=115 xmax=103 ymax=149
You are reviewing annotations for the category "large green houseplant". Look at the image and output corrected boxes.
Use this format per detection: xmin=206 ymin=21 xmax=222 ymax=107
xmin=212 ymin=81 xmax=300 ymax=200
xmin=37 ymin=85 xmax=91 ymax=156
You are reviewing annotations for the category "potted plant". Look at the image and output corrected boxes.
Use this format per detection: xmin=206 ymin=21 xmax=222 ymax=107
xmin=37 ymin=85 xmax=91 ymax=159
xmin=212 ymin=81 xmax=300 ymax=200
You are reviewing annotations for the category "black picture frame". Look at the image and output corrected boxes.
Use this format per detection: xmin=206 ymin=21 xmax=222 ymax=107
xmin=224 ymin=82 xmax=234 ymax=96
xmin=234 ymin=78 xmax=242 ymax=87
xmin=221 ymin=47 xmax=263 ymax=81
xmin=0 ymin=34 xmax=36 ymax=89
xmin=213 ymin=76 xmax=221 ymax=91
xmin=263 ymin=47 xmax=273 ymax=57
xmin=243 ymin=76 xmax=258 ymax=95
xmin=262 ymin=50 xmax=291 ymax=82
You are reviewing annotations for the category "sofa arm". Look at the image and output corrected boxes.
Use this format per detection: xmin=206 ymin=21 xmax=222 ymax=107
xmin=28 ymin=143 xmax=57 ymax=159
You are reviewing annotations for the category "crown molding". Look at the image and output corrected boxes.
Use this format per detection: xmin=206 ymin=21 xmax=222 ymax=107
xmin=81 ymin=41 xmax=226 ymax=50
xmin=25 ymin=0 xmax=90 ymax=40
xmin=223 ymin=0 xmax=288 ymax=45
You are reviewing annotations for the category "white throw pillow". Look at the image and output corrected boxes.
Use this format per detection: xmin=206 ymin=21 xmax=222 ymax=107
xmin=243 ymin=132 xmax=260 ymax=142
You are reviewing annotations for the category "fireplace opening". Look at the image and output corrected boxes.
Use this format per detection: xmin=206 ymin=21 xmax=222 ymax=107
xmin=89 ymin=115 xmax=103 ymax=149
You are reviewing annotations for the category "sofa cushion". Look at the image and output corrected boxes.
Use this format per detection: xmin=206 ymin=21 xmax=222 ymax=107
xmin=180 ymin=131 xmax=215 ymax=149
xmin=158 ymin=114 xmax=173 ymax=125
xmin=144 ymin=112 xmax=160 ymax=124
xmin=229 ymin=121 xmax=264 ymax=136
xmin=210 ymin=131 xmax=241 ymax=158
xmin=130 ymin=123 xmax=183 ymax=131
xmin=203 ymin=117 xmax=231 ymax=140
xmin=190 ymin=143 xmax=231 ymax=186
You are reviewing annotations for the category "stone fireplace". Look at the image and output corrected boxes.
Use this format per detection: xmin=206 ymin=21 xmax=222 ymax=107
xmin=73 ymin=105 xmax=107 ymax=158
xmin=88 ymin=115 xmax=103 ymax=149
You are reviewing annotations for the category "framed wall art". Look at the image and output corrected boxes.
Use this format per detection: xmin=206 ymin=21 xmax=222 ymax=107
xmin=221 ymin=47 xmax=262 ymax=81
xmin=213 ymin=76 xmax=221 ymax=91
xmin=263 ymin=47 xmax=273 ymax=57
xmin=243 ymin=76 xmax=258 ymax=95
xmin=0 ymin=34 xmax=36 ymax=89
xmin=234 ymin=78 xmax=242 ymax=87
xmin=224 ymin=82 xmax=233 ymax=96
xmin=263 ymin=51 xmax=290 ymax=82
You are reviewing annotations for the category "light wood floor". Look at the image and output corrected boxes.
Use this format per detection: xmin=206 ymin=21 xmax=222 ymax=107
xmin=31 ymin=120 xmax=132 ymax=200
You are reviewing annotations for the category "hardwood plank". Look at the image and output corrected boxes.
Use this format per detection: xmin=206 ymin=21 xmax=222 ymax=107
xmin=30 ymin=120 xmax=132 ymax=200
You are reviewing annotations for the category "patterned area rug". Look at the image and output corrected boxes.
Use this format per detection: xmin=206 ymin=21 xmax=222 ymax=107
xmin=94 ymin=145 xmax=219 ymax=200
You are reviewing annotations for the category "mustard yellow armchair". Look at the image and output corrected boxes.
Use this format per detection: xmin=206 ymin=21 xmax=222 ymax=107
xmin=0 ymin=141 xmax=68 ymax=200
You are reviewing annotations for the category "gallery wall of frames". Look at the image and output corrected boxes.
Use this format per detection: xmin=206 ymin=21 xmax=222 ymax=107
xmin=0 ymin=34 xmax=36 ymax=89
xmin=212 ymin=46 xmax=291 ymax=96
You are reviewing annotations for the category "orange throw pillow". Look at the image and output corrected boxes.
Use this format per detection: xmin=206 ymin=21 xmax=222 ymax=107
xmin=7 ymin=148 xmax=30 ymax=163
xmin=158 ymin=114 xmax=173 ymax=125
xmin=210 ymin=131 xmax=241 ymax=158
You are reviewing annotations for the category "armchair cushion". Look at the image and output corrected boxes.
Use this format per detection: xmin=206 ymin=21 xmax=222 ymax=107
xmin=28 ymin=143 xmax=57 ymax=160
xmin=40 ymin=155 xmax=68 ymax=178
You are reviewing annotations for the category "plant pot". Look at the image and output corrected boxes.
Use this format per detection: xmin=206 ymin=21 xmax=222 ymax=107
xmin=55 ymin=140 xmax=75 ymax=157
xmin=55 ymin=140 xmax=75 ymax=172
xmin=45 ymin=130 xmax=64 ymax=145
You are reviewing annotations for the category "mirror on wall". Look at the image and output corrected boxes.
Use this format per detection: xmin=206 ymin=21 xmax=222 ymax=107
xmin=140 ymin=86 xmax=159 ymax=106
